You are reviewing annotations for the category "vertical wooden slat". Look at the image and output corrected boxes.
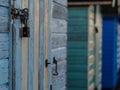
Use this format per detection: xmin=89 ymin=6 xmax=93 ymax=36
xmin=34 ymin=0 xmax=39 ymax=89
xmin=39 ymin=0 xmax=45 ymax=89
xmin=21 ymin=0 xmax=28 ymax=90
xmin=13 ymin=0 xmax=22 ymax=90
xmin=47 ymin=0 xmax=52 ymax=89
xmin=28 ymin=0 xmax=34 ymax=90
xmin=44 ymin=0 xmax=49 ymax=89
xmin=9 ymin=0 xmax=12 ymax=90
xmin=13 ymin=15 xmax=22 ymax=90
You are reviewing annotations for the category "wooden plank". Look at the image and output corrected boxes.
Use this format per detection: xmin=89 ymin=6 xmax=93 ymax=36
xmin=51 ymin=33 xmax=67 ymax=49
xmin=0 ymin=33 xmax=9 ymax=41
xmin=0 ymin=0 xmax=9 ymax=7
xmin=53 ymin=0 xmax=67 ymax=6
xmin=0 ymin=34 xmax=9 ymax=51
xmin=0 ymin=85 xmax=8 ymax=90
xmin=0 ymin=7 xmax=9 ymax=17
xmin=39 ymin=0 xmax=45 ymax=89
xmin=21 ymin=0 xmax=28 ymax=90
xmin=0 ymin=51 xmax=8 ymax=59
xmin=12 ymin=0 xmax=22 ymax=90
xmin=13 ymin=19 xmax=22 ymax=90
xmin=28 ymin=0 xmax=34 ymax=90
xmin=52 ymin=19 xmax=67 ymax=33
xmin=34 ymin=0 xmax=39 ymax=89
xmin=53 ymin=2 xmax=67 ymax=20
xmin=68 ymin=1 xmax=112 ymax=6
xmin=52 ymin=74 xmax=66 ymax=90
xmin=0 ymin=17 xmax=9 ymax=32
xmin=47 ymin=0 xmax=52 ymax=89
xmin=0 ymin=59 xmax=8 ymax=85
xmin=52 ymin=47 xmax=66 ymax=62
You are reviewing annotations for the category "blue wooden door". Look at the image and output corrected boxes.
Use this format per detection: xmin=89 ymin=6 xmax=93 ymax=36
xmin=10 ymin=0 xmax=34 ymax=90
xmin=0 ymin=0 xmax=11 ymax=90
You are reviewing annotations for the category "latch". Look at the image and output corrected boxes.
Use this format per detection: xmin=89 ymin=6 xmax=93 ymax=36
xmin=11 ymin=5 xmax=30 ymax=37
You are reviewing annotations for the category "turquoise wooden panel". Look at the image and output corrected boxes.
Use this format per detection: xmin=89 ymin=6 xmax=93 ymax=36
xmin=68 ymin=34 xmax=88 ymax=41
xmin=67 ymin=42 xmax=88 ymax=49
xmin=67 ymin=6 xmax=95 ymax=90
xmin=67 ymin=72 xmax=87 ymax=79
xmin=67 ymin=79 xmax=87 ymax=87
xmin=67 ymin=65 xmax=87 ymax=72
xmin=67 ymin=88 xmax=87 ymax=90
xmin=68 ymin=7 xmax=88 ymax=18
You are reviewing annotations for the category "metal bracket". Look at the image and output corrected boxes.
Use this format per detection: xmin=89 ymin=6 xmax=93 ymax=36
xmin=11 ymin=4 xmax=30 ymax=38
xmin=11 ymin=5 xmax=29 ymax=21
xmin=45 ymin=59 xmax=51 ymax=67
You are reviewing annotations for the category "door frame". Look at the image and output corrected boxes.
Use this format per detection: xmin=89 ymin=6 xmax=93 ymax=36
xmin=39 ymin=0 xmax=52 ymax=90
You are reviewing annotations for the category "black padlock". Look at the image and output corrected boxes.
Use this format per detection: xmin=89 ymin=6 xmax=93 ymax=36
xmin=21 ymin=26 xmax=30 ymax=37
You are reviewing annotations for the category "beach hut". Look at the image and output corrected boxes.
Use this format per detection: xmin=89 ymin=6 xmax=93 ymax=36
xmin=67 ymin=0 xmax=113 ymax=90
xmin=67 ymin=4 xmax=102 ymax=90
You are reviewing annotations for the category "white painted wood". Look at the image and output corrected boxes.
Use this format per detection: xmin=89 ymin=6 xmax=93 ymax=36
xmin=51 ymin=33 xmax=67 ymax=49
xmin=52 ymin=74 xmax=66 ymax=90
xmin=53 ymin=0 xmax=67 ymax=6
xmin=52 ymin=47 xmax=66 ymax=62
xmin=34 ymin=0 xmax=39 ymax=89
xmin=52 ymin=19 xmax=67 ymax=33
xmin=21 ymin=0 xmax=28 ymax=90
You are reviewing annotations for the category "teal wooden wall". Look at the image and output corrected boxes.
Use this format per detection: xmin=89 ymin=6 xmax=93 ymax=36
xmin=0 ymin=0 xmax=10 ymax=90
xmin=67 ymin=6 xmax=95 ymax=90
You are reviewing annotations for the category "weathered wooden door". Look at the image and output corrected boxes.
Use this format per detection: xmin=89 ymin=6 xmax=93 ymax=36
xmin=11 ymin=0 xmax=34 ymax=90
xmin=10 ymin=0 xmax=52 ymax=90
xmin=0 ymin=0 xmax=11 ymax=90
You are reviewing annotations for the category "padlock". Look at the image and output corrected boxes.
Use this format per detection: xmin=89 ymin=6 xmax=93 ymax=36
xmin=20 ymin=26 xmax=30 ymax=37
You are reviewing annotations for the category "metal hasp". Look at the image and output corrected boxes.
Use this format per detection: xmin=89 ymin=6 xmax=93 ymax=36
xmin=45 ymin=59 xmax=51 ymax=67
xmin=11 ymin=5 xmax=30 ymax=37
xmin=53 ymin=57 xmax=58 ymax=76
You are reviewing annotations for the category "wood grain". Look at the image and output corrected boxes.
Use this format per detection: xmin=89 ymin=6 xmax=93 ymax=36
xmin=0 ymin=17 xmax=9 ymax=32
xmin=51 ymin=33 xmax=67 ymax=49
xmin=0 ymin=0 xmax=9 ymax=7
xmin=53 ymin=0 xmax=67 ymax=6
xmin=0 ymin=59 xmax=8 ymax=85
xmin=53 ymin=2 xmax=67 ymax=20
xmin=52 ymin=19 xmax=67 ymax=33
